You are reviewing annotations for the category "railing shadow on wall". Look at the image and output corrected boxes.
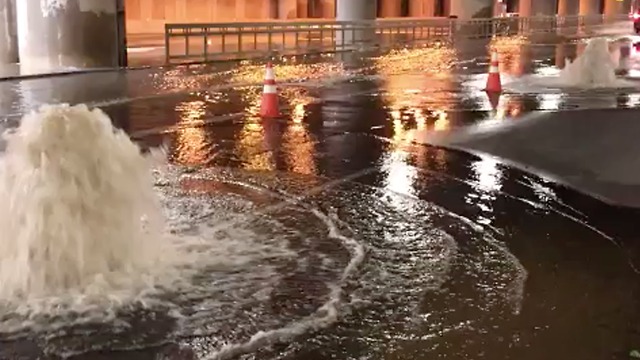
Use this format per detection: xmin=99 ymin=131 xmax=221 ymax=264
xmin=163 ymin=14 xmax=627 ymax=64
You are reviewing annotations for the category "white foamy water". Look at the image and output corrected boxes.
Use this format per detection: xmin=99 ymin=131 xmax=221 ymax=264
xmin=0 ymin=103 xmax=534 ymax=359
xmin=505 ymin=38 xmax=636 ymax=93
xmin=0 ymin=104 xmax=368 ymax=359
xmin=0 ymin=104 xmax=297 ymax=336
xmin=0 ymin=104 xmax=172 ymax=301
xmin=557 ymin=38 xmax=622 ymax=88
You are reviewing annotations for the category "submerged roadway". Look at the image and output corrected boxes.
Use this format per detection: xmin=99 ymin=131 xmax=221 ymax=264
xmin=0 ymin=26 xmax=639 ymax=360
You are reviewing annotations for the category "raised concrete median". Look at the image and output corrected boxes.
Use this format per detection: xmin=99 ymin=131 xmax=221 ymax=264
xmin=421 ymin=108 xmax=640 ymax=208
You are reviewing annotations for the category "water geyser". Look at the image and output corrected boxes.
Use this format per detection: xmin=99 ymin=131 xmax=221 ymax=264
xmin=558 ymin=38 xmax=619 ymax=87
xmin=0 ymin=104 xmax=167 ymax=302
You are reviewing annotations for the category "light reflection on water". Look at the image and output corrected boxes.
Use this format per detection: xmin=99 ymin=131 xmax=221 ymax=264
xmin=490 ymin=35 xmax=530 ymax=77
xmin=174 ymin=100 xmax=211 ymax=166
xmin=229 ymin=60 xmax=347 ymax=86
xmin=155 ymin=42 xmax=640 ymax=184
xmin=433 ymin=110 xmax=450 ymax=131
xmin=238 ymin=78 xmax=318 ymax=173
xmin=376 ymin=46 xmax=458 ymax=213
xmin=236 ymin=119 xmax=274 ymax=172
xmin=383 ymin=116 xmax=418 ymax=204
xmin=1 ymin=41 xmax=639 ymax=360
xmin=282 ymin=103 xmax=317 ymax=176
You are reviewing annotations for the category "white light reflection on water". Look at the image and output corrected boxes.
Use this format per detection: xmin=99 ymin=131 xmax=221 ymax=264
xmin=537 ymin=93 xmax=563 ymax=111
xmin=433 ymin=110 xmax=450 ymax=131
xmin=382 ymin=113 xmax=419 ymax=213
xmin=466 ymin=156 xmax=504 ymax=226
xmin=627 ymin=93 xmax=640 ymax=107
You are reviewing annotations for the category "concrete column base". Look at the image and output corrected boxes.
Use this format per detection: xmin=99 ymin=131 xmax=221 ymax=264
xmin=335 ymin=0 xmax=377 ymax=47
xmin=0 ymin=0 xmax=18 ymax=64
xmin=17 ymin=0 xmax=119 ymax=73
xmin=449 ymin=0 xmax=493 ymax=19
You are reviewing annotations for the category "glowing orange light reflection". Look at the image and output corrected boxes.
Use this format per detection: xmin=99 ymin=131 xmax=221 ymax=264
xmin=489 ymin=35 xmax=529 ymax=76
xmin=235 ymin=118 xmax=275 ymax=171
xmin=283 ymin=103 xmax=317 ymax=176
xmin=173 ymin=100 xmax=210 ymax=166
xmin=376 ymin=45 xmax=456 ymax=134
xmin=234 ymin=61 xmax=324 ymax=174
xmin=492 ymin=94 xmax=523 ymax=120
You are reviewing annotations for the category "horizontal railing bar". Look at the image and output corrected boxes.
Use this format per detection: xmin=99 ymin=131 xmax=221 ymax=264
xmin=167 ymin=27 xmax=451 ymax=37
xmin=163 ymin=14 xmax=617 ymax=30
xmin=163 ymin=14 xmax=628 ymax=64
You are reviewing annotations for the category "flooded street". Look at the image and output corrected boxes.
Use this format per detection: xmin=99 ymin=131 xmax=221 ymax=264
xmin=0 ymin=35 xmax=639 ymax=360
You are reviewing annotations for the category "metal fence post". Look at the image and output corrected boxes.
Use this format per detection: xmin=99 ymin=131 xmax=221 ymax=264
xmin=164 ymin=25 xmax=170 ymax=64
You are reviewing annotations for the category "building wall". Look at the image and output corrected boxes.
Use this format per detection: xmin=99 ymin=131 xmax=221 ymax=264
xmin=126 ymin=0 xmax=270 ymax=34
xmin=125 ymin=0 xmax=620 ymax=35
xmin=126 ymin=0 xmax=340 ymax=33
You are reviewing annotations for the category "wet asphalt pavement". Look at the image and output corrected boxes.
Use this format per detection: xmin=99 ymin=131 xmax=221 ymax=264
xmin=0 ymin=35 xmax=639 ymax=360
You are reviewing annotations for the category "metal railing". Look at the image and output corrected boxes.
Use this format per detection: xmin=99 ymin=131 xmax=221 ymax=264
xmin=164 ymin=14 xmax=628 ymax=63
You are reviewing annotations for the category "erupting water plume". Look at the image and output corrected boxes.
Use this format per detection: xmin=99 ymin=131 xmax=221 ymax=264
xmin=0 ymin=104 xmax=168 ymax=301
xmin=558 ymin=38 xmax=619 ymax=87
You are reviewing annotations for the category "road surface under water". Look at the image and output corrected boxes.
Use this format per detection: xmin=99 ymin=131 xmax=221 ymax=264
xmin=0 ymin=35 xmax=639 ymax=360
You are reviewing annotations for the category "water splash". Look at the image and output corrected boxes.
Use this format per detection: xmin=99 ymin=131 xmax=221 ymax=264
xmin=0 ymin=104 xmax=359 ymax=358
xmin=557 ymin=38 xmax=630 ymax=88
xmin=39 ymin=0 xmax=67 ymax=17
xmin=0 ymin=104 xmax=172 ymax=302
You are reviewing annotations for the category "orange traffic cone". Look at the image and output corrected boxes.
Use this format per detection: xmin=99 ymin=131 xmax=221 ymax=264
xmin=485 ymin=50 xmax=502 ymax=93
xmin=260 ymin=62 xmax=280 ymax=118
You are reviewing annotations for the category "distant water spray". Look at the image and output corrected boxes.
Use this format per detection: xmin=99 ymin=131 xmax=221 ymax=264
xmin=558 ymin=38 xmax=621 ymax=87
xmin=0 ymin=104 xmax=170 ymax=302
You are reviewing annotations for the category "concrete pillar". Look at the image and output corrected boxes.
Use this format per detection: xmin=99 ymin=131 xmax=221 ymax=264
xmin=557 ymin=0 xmax=569 ymax=16
xmin=449 ymin=0 xmax=492 ymax=19
xmin=0 ymin=0 xmax=18 ymax=64
xmin=555 ymin=43 xmax=567 ymax=69
xmin=265 ymin=0 xmax=278 ymax=18
xmin=380 ymin=0 xmax=402 ymax=17
xmin=278 ymin=0 xmax=298 ymax=19
xmin=297 ymin=0 xmax=308 ymax=18
xmin=449 ymin=0 xmax=468 ymax=18
xmin=336 ymin=0 xmax=377 ymax=21
xmin=578 ymin=0 xmax=599 ymax=29
xmin=321 ymin=0 xmax=335 ymax=17
xmin=409 ymin=0 xmax=437 ymax=17
xmin=518 ymin=0 xmax=532 ymax=16
xmin=556 ymin=0 xmax=570 ymax=35
xmin=16 ymin=0 xmax=119 ymax=73
xmin=579 ymin=0 xmax=599 ymax=15
xmin=409 ymin=0 xmax=425 ymax=16
xmin=533 ymin=1 xmax=557 ymax=15
xmin=336 ymin=0 xmax=377 ymax=46
xmin=516 ymin=0 xmax=557 ymax=17
xmin=604 ymin=0 xmax=624 ymax=17
xmin=494 ymin=1 xmax=507 ymax=17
